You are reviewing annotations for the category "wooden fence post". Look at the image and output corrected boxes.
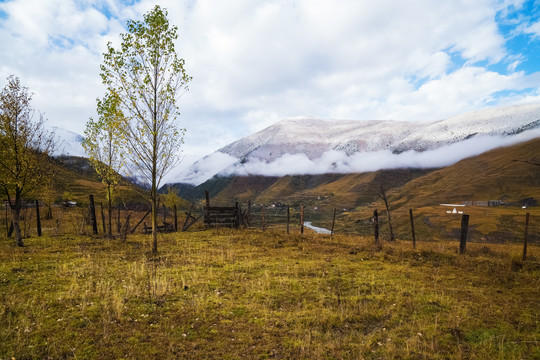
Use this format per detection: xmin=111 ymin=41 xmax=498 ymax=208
xmin=262 ymin=205 xmax=266 ymax=231
xmin=331 ymin=208 xmax=336 ymax=239
xmin=205 ymin=190 xmax=210 ymax=226
xmin=174 ymin=205 xmax=178 ymax=231
xmin=100 ymin=202 xmax=106 ymax=234
xmin=409 ymin=209 xmax=416 ymax=249
xmin=247 ymin=201 xmax=251 ymax=227
xmin=523 ymin=212 xmax=530 ymax=261
xmin=131 ymin=209 xmax=151 ymax=233
xmin=459 ymin=214 xmax=469 ymax=254
xmin=35 ymin=200 xmax=42 ymax=237
xmin=373 ymin=209 xmax=379 ymax=245
xmin=117 ymin=206 xmax=121 ymax=234
xmin=89 ymin=195 xmax=98 ymax=235
xmin=235 ymin=202 xmax=242 ymax=229
xmin=300 ymin=205 xmax=304 ymax=235
xmin=182 ymin=204 xmax=193 ymax=231
xmin=286 ymin=206 xmax=290 ymax=234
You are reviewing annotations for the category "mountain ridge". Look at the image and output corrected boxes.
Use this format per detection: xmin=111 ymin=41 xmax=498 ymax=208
xmin=170 ymin=138 xmax=540 ymax=214
xmin=175 ymin=103 xmax=540 ymax=185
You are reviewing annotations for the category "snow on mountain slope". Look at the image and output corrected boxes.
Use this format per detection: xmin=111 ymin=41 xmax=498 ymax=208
xmin=219 ymin=118 xmax=422 ymax=160
xmin=220 ymin=103 xmax=540 ymax=160
xmin=393 ymin=103 xmax=540 ymax=152
xmin=171 ymin=103 xmax=540 ymax=185
xmin=51 ymin=127 xmax=86 ymax=157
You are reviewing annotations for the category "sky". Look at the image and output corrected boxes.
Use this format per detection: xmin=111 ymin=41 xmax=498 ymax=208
xmin=1 ymin=0 xmax=540 ymax=167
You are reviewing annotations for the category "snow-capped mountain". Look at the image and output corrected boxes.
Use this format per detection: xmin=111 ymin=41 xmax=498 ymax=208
xmin=393 ymin=103 xmax=540 ymax=153
xmin=51 ymin=126 xmax=86 ymax=157
xmin=173 ymin=103 xmax=540 ymax=185
xmin=220 ymin=118 xmax=422 ymax=160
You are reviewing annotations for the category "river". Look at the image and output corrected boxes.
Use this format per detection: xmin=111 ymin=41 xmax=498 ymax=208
xmin=303 ymin=221 xmax=332 ymax=234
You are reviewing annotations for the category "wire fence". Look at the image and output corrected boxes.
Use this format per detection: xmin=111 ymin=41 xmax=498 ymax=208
xmin=1 ymin=201 xmax=154 ymax=239
xmin=1 ymin=199 xmax=538 ymax=246
xmin=245 ymin=204 xmax=539 ymax=244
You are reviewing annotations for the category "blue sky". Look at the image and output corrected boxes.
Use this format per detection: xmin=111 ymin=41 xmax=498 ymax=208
xmin=1 ymin=0 xmax=539 ymax=166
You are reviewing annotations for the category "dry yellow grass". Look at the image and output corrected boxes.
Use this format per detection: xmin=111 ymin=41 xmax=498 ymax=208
xmin=1 ymin=229 xmax=538 ymax=359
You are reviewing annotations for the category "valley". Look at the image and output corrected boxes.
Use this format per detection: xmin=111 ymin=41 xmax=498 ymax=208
xmin=1 ymin=103 xmax=539 ymax=360
xmin=165 ymin=138 xmax=540 ymax=243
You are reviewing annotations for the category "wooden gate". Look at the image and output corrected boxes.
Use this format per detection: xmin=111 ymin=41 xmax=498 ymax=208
xmin=204 ymin=190 xmax=243 ymax=228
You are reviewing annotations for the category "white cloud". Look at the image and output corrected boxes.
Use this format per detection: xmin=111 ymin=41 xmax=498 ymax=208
xmin=175 ymin=151 xmax=239 ymax=185
xmin=210 ymin=129 xmax=540 ymax=181
xmin=525 ymin=20 xmax=540 ymax=38
xmin=0 ymin=0 xmax=539 ymax=163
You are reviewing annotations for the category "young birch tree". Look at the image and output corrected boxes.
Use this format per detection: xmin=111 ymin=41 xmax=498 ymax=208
xmin=83 ymin=93 xmax=126 ymax=237
xmin=100 ymin=5 xmax=190 ymax=253
xmin=0 ymin=75 xmax=56 ymax=246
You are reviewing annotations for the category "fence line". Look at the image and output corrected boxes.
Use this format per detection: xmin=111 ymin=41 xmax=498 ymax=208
xmin=244 ymin=204 xmax=539 ymax=244
xmin=1 ymin=198 xmax=539 ymax=246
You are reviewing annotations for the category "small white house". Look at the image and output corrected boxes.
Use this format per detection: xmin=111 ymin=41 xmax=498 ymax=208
xmin=440 ymin=204 xmax=465 ymax=214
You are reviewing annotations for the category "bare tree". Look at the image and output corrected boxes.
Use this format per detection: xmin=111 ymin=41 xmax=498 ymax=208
xmin=0 ymin=76 xmax=56 ymax=246
xmin=100 ymin=5 xmax=191 ymax=253
xmin=378 ymin=184 xmax=395 ymax=241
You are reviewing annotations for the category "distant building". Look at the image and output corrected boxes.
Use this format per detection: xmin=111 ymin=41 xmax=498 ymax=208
xmin=461 ymin=200 xmax=502 ymax=207
xmin=440 ymin=204 xmax=465 ymax=214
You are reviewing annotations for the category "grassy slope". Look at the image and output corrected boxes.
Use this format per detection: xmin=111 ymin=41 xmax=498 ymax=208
xmin=48 ymin=156 xmax=148 ymax=206
xmin=295 ymin=169 xmax=433 ymax=210
xmin=0 ymin=230 xmax=538 ymax=359
xmin=205 ymin=170 xmax=433 ymax=210
xmin=371 ymin=138 xmax=540 ymax=241
xmin=212 ymin=176 xmax=280 ymax=205
xmin=389 ymin=138 xmax=540 ymax=210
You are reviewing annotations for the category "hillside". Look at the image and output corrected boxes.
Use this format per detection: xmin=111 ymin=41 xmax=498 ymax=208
xmin=43 ymin=156 xmax=149 ymax=207
xmin=173 ymin=168 xmax=434 ymax=210
xmin=388 ymin=137 xmax=540 ymax=209
xmin=169 ymin=139 xmax=539 ymax=242
xmin=184 ymin=138 xmax=539 ymax=210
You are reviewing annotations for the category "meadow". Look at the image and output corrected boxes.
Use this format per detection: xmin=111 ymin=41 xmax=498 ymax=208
xmin=1 ymin=227 xmax=538 ymax=359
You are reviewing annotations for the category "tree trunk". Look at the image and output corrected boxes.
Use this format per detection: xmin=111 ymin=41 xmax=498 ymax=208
xmin=12 ymin=208 xmax=23 ymax=246
xmin=107 ymin=185 xmax=113 ymax=237
xmin=379 ymin=185 xmax=395 ymax=241
xmin=373 ymin=209 xmax=379 ymax=245
xmin=151 ymin=186 xmax=158 ymax=254
xmin=151 ymin=60 xmax=159 ymax=255
xmin=386 ymin=210 xmax=395 ymax=241
xmin=10 ymin=191 xmax=23 ymax=246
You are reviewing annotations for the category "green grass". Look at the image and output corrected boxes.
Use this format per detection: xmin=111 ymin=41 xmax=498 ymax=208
xmin=1 ymin=230 xmax=538 ymax=359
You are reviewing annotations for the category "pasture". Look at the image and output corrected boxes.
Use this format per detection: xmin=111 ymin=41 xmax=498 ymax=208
xmin=1 ymin=228 xmax=538 ymax=359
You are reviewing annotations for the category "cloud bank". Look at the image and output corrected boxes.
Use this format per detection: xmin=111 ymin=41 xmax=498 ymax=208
xmin=175 ymin=129 xmax=540 ymax=185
